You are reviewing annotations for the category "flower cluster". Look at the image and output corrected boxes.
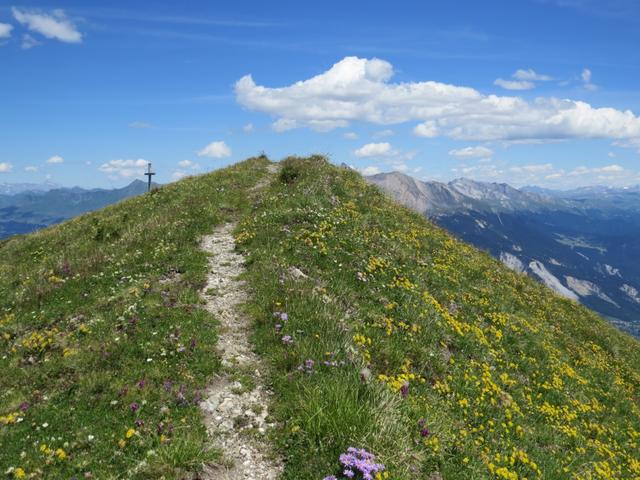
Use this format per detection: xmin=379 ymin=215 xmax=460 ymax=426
xmin=324 ymin=447 xmax=387 ymax=480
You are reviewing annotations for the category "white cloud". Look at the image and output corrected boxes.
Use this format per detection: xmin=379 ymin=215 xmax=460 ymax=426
xmin=12 ymin=8 xmax=82 ymax=43
xmin=513 ymin=69 xmax=552 ymax=81
xmin=0 ymin=162 xmax=13 ymax=173
xmin=129 ymin=121 xmax=152 ymax=129
xmin=0 ymin=23 xmax=13 ymax=39
xmin=46 ymin=155 xmax=64 ymax=164
xmin=197 ymin=140 xmax=231 ymax=158
xmin=510 ymin=163 xmax=554 ymax=173
xmin=361 ymin=166 xmax=381 ymax=176
xmin=494 ymin=78 xmax=535 ymax=90
xmin=354 ymin=142 xmax=392 ymax=158
xmin=343 ymin=132 xmax=358 ymax=140
xmin=21 ymin=34 xmax=41 ymax=49
xmin=24 ymin=166 xmax=38 ymax=172
xmin=178 ymin=160 xmax=200 ymax=170
xmin=448 ymin=146 xmax=494 ymax=159
xmin=413 ymin=121 xmax=439 ymax=138
xmin=99 ymin=159 xmax=149 ymax=178
xmin=172 ymin=171 xmax=187 ymax=180
xmin=607 ymin=151 xmax=616 ymax=158
xmin=570 ymin=164 xmax=624 ymax=176
xmin=373 ymin=129 xmax=394 ymax=137
xmin=582 ymin=68 xmax=597 ymax=91
xmin=243 ymin=123 xmax=254 ymax=133
xmin=235 ymin=56 xmax=640 ymax=145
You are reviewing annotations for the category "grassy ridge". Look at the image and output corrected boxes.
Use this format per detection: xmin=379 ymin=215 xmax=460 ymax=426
xmin=2 ymin=155 xmax=639 ymax=479
xmin=238 ymin=156 xmax=640 ymax=479
xmin=0 ymin=157 xmax=270 ymax=479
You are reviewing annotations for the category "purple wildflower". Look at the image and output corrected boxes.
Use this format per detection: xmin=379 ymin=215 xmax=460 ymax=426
xmin=420 ymin=427 xmax=430 ymax=437
xmin=130 ymin=402 xmax=140 ymax=412
xmin=328 ymin=447 xmax=385 ymax=480
xmin=137 ymin=379 xmax=146 ymax=389
xmin=400 ymin=381 xmax=409 ymax=398
xmin=280 ymin=312 xmax=288 ymax=321
xmin=19 ymin=402 xmax=29 ymax=412
xmin=135 ymin=419 xmax=145 ymax=427
xmin=281 ymin=335 xmax=293 ymax=345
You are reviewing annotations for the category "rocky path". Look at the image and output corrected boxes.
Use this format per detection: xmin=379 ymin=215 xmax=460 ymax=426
xmin=199 ymin=164 xmax=282 ymax=479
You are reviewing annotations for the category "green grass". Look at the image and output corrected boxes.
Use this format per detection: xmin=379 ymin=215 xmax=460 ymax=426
xmin=0 ymin=156 xmax=271 ymax=479
xmin=238 ymin=156 xmax=640 ymax=479
xmin=2 ymin=154 xmax=639 ymax=479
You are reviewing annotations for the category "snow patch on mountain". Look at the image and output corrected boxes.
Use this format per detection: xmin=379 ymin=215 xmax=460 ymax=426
xmin=529 ymin=261 xmax=579 ymax=301
xmin=604 ymin=264 xmax=622 ymax=278
xmin=621 ymin=284 xmax=640 ymax=304
xmin=576 ymin=251 xmax=590 ymax=261
xmin=565 ymin=276 xmax=619 ymax=307
xmin=500 ymin=252 xmax=525 ymax=273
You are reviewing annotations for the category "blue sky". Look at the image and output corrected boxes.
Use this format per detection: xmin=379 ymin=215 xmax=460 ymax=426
xmin=1 ymin=0 xmax=640 ymax=189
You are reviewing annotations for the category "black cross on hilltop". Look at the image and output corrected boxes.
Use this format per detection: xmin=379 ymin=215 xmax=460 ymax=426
xmin=144 ymin=162 xmax=155 ymax=192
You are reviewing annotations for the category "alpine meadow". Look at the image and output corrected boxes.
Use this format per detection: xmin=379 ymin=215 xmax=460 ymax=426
xmin=1 ymin=156 xmax=639 ymax=479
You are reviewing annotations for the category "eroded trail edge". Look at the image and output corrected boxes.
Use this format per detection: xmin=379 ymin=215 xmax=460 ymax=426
xmin=199 ymin=223 xmax=282 ymax=480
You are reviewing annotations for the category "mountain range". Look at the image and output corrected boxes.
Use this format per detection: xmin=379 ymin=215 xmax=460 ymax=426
xmin=367 ymin=172 xmax=640 ymax=336
xmin=0 ymin=180 xmax=153 ymax=239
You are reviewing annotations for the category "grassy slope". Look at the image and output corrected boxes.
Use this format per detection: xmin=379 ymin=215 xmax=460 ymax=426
xmin=0 ymin=157 xmax=271 ymax=479
xmin=238 ymin=157 xmax=640 ymax=480
xmin=1 ymin=155 xmax=639 ymax=480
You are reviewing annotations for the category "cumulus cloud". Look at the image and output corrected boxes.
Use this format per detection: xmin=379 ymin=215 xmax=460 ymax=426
xmin=512 ymin=69 xmax=552 ymax=81
xmin=494 ymin=78 xmax=535 ymax=90
xmin=0 ymin=23 xmax=13 ymax=39
xmin=413 ymin=121 xmax=439 ymax=138
xmin=360 ymin=165 xmax=381 ymax=176
xmin=235 ymin=56 xmax=640 ymax=146
xmin=196 ymin=141 xmax=231 ymax=158
xmin=495 ymin=68 xmax=552 ymax=90
xmin=448 ymin=146 xmax=494 ymax=159
xmin=12 ymin=8 xmax=82 ymax=43
xmin=243 ymin=123 xmax=254 ymax=133
xmin=172 ymin=171 xmax=187 ymax=180
xmin=178 ymin=160 xmax=200 ymax=170
xmin=99 ymin=159 xmax=149 ymax=178
xmin=24 ymin=165 xmax=38 ymax=172
xmin=46 ymin=155 xmax=64 ymax=164
xmin=354 ymin=142 xmax=393 ymax=158
xmin=0 ymin=162 xmax=13 ymax=173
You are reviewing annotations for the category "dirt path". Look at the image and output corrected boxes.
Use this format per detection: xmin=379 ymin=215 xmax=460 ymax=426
xmin=199 ymin=165 xmax=282 ymax=479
